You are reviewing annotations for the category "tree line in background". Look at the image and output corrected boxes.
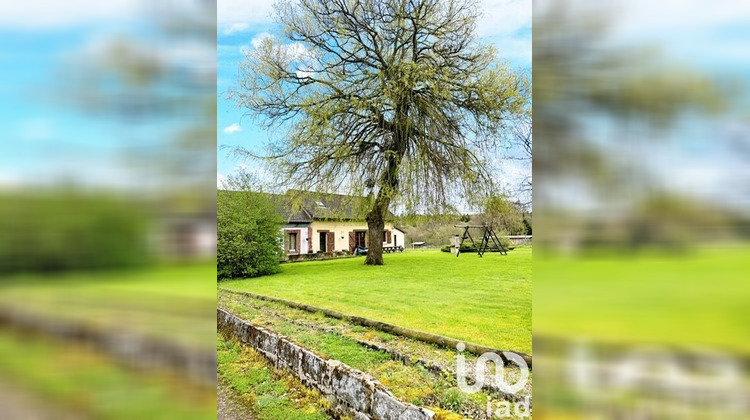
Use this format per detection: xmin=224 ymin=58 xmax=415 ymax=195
xmin=398 ymin=194 xmax=531 ymax=248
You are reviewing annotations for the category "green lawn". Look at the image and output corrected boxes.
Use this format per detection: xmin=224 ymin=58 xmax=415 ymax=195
xmin=0 ymin=262 xmax=218 ymax=419
xmin=0 ymin=329 xmax=216 ymax=420
xmin=534 ymin=244 xmax=750 ymax=354
xmin=221 ymin=248 xmax=531 ymax=353
xmin=0 ymin=262 xmax=217 ymax=350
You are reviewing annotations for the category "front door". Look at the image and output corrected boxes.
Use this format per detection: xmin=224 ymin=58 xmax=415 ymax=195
xmin=319 ymin=232 xmax=327 ymax=252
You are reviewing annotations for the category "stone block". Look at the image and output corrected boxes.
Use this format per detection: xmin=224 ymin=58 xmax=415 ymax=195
xmin=330 ymin=361 xmax=372 ymax=413
xmin=300 ymin=348 xmax=330 ymax=391
xmin=401 ymin=406 xmax=435 ymax=420
xmin=256 ymin=327 xmax=279 ymax=360
xmin=371 ymin=389 xmax=406 ymax=420
xmin=277 ymin=338 xmax=302 ymax=373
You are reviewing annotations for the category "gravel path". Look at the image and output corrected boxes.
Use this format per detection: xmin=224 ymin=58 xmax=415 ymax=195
xmin=217 ymin=380 xmax=255 ymax=420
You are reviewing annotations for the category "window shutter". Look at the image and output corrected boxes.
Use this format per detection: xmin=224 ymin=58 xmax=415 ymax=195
xmin=295 ymin=230 xmax=301 ymax=253
xmin=348 ymin=231 xmax=355 ymax=252
xmin=386 ymin=230 xmax=392 ymax=243
xmin=327 ymin=232 xmax=335 ymax=252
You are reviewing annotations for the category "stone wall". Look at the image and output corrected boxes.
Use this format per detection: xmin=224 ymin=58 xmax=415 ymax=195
xmin=217 ymin=307 xmax=435 ymax=420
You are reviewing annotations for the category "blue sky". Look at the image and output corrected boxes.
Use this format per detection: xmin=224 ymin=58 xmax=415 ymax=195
xmin=0 ymin=2 xmax=214 ymax=191
xmin=0 ymin=0 xmax=143 ymax=188
xmin=0 ymin=26 xmax=122 ymax=187
xmin=217 ymin=0 xmax=533 ymax=199
xmin=593 ymin=0 xmax=750 ymax=213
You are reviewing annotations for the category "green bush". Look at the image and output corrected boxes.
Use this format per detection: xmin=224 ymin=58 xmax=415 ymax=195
xmin=0 ymin=192 xmax=149 ymax=274
xmin=217 ymin=190 xmax=283 ymax=280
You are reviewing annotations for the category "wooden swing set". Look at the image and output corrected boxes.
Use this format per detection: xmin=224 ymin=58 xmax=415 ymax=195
xmin=454 ymin=225 xmax=508 ymax=257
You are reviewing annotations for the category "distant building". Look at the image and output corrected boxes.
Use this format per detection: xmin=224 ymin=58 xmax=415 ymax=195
xmin=155 ymin=209 xmax=217 ymax=259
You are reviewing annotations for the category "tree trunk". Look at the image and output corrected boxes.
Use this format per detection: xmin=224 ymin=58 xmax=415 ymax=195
xmin=364 ymin=108 xmax=408 ymax=265
xmin=364 ymin=153 xmax=401 ymax=265
xmin=364 ymin=202 xmax=387 ymax=265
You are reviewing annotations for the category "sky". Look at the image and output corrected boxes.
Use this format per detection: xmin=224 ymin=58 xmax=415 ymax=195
xmin=1 ymin=0 xmax=747 ymax=212
xmin=0 ymin=0 xmax=140 ymax=188
xmin=0 ymin=1 xmax=215 ymax=191
xmin=532 ymin=0 xmax=750 ymax=215
xmin=216 ymin=0 xmax=533 ymax=203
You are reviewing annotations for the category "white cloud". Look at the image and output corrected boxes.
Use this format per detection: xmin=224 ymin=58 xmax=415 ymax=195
xmin=495 ymin=37 xmax=531 ymax=66
xmin=476 ymin=0 xmax=532 ymax=38
xmin=296 ymin=70 xmax=314 ymax=79
xmin=224 ymin=22 xmax=250 ymax=34
xmin=243 ymin=32 xmax=312 ymax=64
xmin=223 ymin=123 xmax=242 ymax=134
xmin=616 ymin=0 xmax=750 ymax=36
xmin=285 ymin=42 xmax=310 ymax=61
xmin=250 ymin=31 xmax=274 ymax=50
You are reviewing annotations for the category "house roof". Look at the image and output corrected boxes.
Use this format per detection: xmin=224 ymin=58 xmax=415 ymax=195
xmin=270 ymin=190 xmax=398 ymax=224
xmin=219 ymin=189 xmax=396 ymax=224
xmin=282 ymin=190 xmax=383 ymax=223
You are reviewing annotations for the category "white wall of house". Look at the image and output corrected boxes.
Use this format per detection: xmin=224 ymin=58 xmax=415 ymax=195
xmin=280 ymin=222 xmax=406 ymax=255
xmin=308 ymin=221 xmax=404 ymax=253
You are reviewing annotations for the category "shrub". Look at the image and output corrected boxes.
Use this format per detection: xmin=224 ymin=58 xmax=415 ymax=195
xmin=217 ymin=190 xmax=283 ymax=280
xmin=0 ymin=192 xmax=149 ymax=274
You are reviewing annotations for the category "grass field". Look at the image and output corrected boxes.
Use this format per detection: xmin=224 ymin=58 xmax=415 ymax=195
xmin=0 ymin=262 xmax=217 ymax=350
xmin=221 ymin=248 xmax=531 ymax=354
xmin=0 ymin=329 xmax=216 ymax=420
xmin=534 ymin=244 xmax=750 ymax=354
xmin=0 ymin=262 xmax=218 ymax=419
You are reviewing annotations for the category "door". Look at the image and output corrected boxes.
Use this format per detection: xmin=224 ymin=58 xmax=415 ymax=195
xmin=319 ymin=232 xmax=327 ymax=252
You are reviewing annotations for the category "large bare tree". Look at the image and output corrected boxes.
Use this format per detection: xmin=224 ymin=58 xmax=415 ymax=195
xmin=231 ymin=0 xmax=529 ymax=264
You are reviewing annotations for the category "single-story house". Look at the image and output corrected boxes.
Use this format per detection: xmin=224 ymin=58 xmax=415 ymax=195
xmin=271 ymin=190 xmax=406 ymax=257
